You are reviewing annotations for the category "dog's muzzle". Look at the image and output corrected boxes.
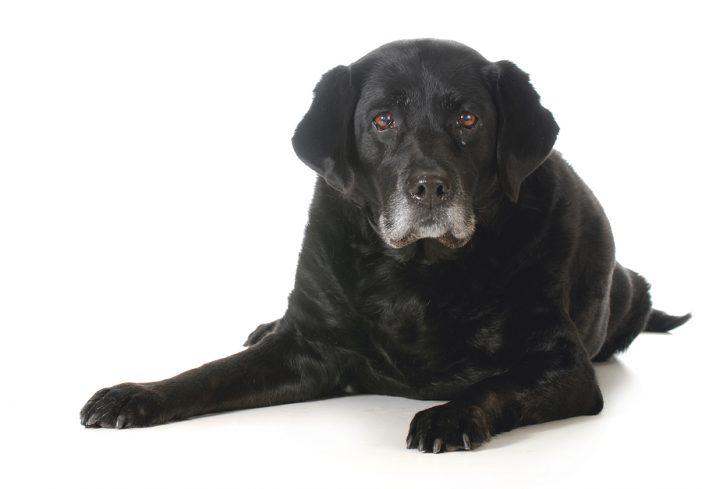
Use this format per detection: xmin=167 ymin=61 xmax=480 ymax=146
xmin=378 ymin=172 xmax=476 ymax=249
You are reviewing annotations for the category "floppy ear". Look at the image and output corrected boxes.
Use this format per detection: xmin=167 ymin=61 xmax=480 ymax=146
xmin=484 ymin=61 xmax=559 ymax=202
xmin=292 ymin=65 xmax=357 ymax=195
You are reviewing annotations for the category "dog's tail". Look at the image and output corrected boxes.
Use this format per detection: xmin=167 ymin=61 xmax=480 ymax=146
xmin=645 ymin=309 xmax=692 ymax=333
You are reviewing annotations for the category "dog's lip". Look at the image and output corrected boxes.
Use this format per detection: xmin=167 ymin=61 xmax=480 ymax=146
xmin=387 ymin=232 xmax=470 ymax=249
xmin=384 ymin=215 xmax=473 ymax=249
xmin=378 ymin=197 xmax=476 ymax=250
xmin=434 ymin=234 xmax=471 ymax=249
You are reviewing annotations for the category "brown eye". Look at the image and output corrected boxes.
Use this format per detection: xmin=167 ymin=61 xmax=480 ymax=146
xmin=458 ymin=111 xmax=478 ymax=129
xmin=373 ymin=112 xmax=395 ymax=131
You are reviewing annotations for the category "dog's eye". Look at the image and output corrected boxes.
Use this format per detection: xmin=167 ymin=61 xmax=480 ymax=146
xmin=458 ymin=111 xmax=478 ymax=129
xmin=373 ymin=112 xmax=396 ymax=131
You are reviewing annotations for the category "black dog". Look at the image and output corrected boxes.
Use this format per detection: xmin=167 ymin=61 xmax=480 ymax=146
xmin=81 ymin=39 xmax=690 ymax=452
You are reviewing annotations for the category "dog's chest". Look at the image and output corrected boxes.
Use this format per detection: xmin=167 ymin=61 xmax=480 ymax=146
xmin=352 ymin=260 xmax=510 ymax=392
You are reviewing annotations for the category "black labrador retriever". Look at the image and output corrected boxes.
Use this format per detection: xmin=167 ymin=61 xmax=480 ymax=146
xmin=81 ymin=39 xmax=690 ymax=452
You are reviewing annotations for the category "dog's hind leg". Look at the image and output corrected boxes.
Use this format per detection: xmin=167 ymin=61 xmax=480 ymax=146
xmin=243 ymin=319 xmax=281 ymax=347
xmin=593 ymin=264 xmax=690 ymax=362
xmin=593 ymin=264 xmax=651 ymax=361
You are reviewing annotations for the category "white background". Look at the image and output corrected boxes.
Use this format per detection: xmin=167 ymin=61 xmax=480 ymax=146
xmin=1 ymin=1 xmax=700 ymax=487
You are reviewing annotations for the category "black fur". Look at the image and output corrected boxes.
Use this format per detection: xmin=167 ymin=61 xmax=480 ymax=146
xmin=80 ymin=40 xmax=690 ymax=452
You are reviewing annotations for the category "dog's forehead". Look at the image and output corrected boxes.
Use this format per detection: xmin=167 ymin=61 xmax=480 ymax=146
xmin=353 ymin=40 xmax=490 ymax=102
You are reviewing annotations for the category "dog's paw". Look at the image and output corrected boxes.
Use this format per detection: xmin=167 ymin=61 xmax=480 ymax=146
xmin=406 ymin=403 xmax=492 ymax=453
xmin=80 ymin=383 xmax=169 ymax=429
xmin=243 ymin=319 xmax=280 ymax=347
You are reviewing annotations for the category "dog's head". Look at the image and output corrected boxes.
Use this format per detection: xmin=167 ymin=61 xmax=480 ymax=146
xmin=293 ymin=40 xmax=559 ymax=249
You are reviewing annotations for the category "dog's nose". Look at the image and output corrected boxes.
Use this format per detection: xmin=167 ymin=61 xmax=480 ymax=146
xmin=407 ymin=173 xmax=453 ymax=207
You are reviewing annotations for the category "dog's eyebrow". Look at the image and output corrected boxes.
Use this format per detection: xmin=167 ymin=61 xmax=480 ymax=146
xmin=388 ymin=89 xmax=411 ymax=108
xmin=440 ymin=92 xmax=463 ymax=109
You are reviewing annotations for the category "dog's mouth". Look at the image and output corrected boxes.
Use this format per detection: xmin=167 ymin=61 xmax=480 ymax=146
xmin=378 ymin=204 xmax=476 ymax=250
xmin=386 ymin=231 xmax=471 ymax=249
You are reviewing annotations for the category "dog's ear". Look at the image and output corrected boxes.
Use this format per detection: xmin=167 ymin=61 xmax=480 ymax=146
xmin=292 ymin=65 xmax=357 ymax=195
xmin=484 ymin=61 xmax=559 ymax=203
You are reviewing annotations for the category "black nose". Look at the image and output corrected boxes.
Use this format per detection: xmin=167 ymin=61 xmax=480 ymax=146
xmin=407 ymin=173 xmax=453 ymax=207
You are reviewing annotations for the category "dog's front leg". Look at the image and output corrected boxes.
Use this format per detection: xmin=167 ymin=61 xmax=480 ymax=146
xmin=406 ymin=321 xmax=603 ymax=453
xmin=81 ymin=332 xmax=340 ymax=428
